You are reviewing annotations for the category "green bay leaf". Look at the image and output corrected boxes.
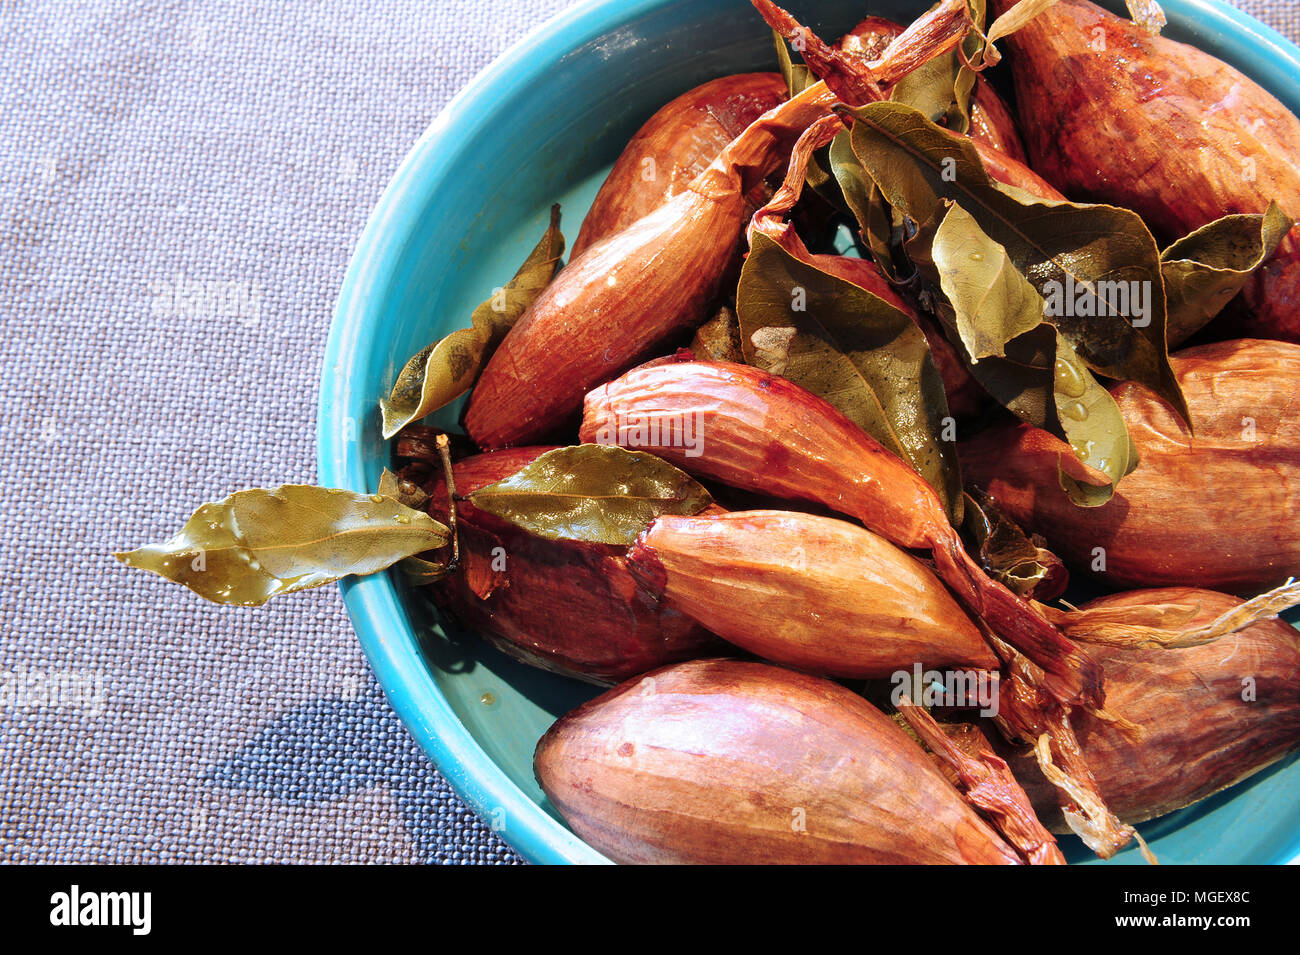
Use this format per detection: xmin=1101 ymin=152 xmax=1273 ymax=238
xmin=379 ymin=205 xmax=565 ymax=439
xmin=466 ymin=445 xmax=712 ymax=546
xmin=736 ymin=231 xmax=962 ymax=522
xmin=1161 ymin=202 xmax=1293 ymax=347
xmin=848 ymin=101 xmax=1189 ymax=427
xmin=930 ymin=205 xmax=1136 ymax=504
xmin=115 ymin=486 xmax=449 ymax=606
xmin=888 ymin=0 xmax=985 ymax=134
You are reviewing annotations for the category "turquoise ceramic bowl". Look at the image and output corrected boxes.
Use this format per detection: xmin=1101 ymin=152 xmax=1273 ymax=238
xmin=319 ymin=0 xmax=1300 ymax=864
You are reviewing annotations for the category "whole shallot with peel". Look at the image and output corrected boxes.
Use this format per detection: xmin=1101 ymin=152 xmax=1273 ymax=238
xmin=960 ymin=339 xmax=1300 ymax=593
xmin=533 ymin=658 xmax=1027 ymax=864
xmin=571 ymin=73 xmax=788 ymax=256
xmin=581 ymin=359 xmax=1103 ymax=708
xmin=1003 ymin=587 xmax=1300 ymax=828
xmin=418 ymin=447 xmax=722 ymax=683
xmin=627 ymin=509 xmax=998 ymax=678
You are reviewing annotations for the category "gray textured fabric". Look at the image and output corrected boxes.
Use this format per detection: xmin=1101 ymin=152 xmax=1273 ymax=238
xmin=0 ymin=0 xmax=1296 ymax=865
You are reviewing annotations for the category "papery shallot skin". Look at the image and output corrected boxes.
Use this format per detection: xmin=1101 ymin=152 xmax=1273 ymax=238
xmin=423 ymin=448 xmax=721 ymax=684
xmin=960 ymin=339 xmax=1300 ymax=592
xmin=571 ymin=73 xmax=787 ymax=256
xmin=534 ymin=658 xmax=1023 ymax=864
xmin=628 ymin=510 xmax=997 ymax=677
xmin=990 ymin=0 xmax=1300 ymax=341
xmin=1006 ymin=588 xmax=1300 ymax=827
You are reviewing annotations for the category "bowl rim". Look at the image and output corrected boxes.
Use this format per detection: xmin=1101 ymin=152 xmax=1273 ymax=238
xmin=319 ymin=0 xmax=1300 ymax=866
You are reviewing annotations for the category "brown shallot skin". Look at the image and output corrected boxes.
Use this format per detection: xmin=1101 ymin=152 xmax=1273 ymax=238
xmin=581 ymin=360 xmax=1104 ymax=707
xmin=534 ymin=659 xmax=1023 ymax=864
xmin=898 ymin=703 xmax=1066 ymax=864
xmin=839 ymin=14 xmax=1028 ymax=163
xmin=423 ymin=448 xmax=721 ymax=684
xmin=1005 ymin=588 xmax=1300 ymax=828
xmin=465 ymin=182 xmax=749 ymax=450
xmin=628 ymin=510 xmax=997 ymax=678
xmin=960 ymin=339 xmax=1300 ymax=593
xmin=990 ymin=0 xmax=1300 ymax=341
xmin=571 ymin=73 xmax=787 ymax=256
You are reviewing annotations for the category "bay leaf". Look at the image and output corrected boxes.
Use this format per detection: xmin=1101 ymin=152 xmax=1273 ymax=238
xmin=115 ymin=486 xmax=449 ymax=606
xmin=690 ymin=305 xmax=745 ymax=363
xmin=889 ymin=0 xmax=985 ymax=133
xmin=1161 ymin=202 xmax=1293 ymax=346
xmin=379 ymin=205 xmax=565 ymax=439
xmin=930 ymin=204 xmax=1137 ymax=504
xmin=379 ymin=469 xmax=448 ymax=584
xmin=1052 ymin=335 xmax=1139 ymax=507
xmin=930 ymin=202 xmax=1043 ymax=360
xmin=979 ymin=0 xmax=1061 ymax=68
xmin=773 ymin=27 xmax=815 ymax=97
xmin=849 ymin=101 xmax=1189 ymax=426
xmin=466 ymin=445 xmax=712 ymax=546
xmin=397 ymin=554 xmax=453 ymax=585
xmin=773 ymin=30 xmax=840 ymax=198
xmin=736 ymin=231 xmax=962 ymax=522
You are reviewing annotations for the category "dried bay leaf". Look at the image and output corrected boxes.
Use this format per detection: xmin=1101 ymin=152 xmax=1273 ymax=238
xmin=379 ymin=205 xmax=564 ymax=438
xmin=888 ymin=0 xmax=986 ymax=133
xmin=979 ymin=0 xmax=1061 ymax=68
xmin=378 ymin=467 xmax=430 ymax=510
xmin=689 ymin=305 xmax=745 ymax=363
xmin=930 ymin=204 xmax=1136 ymax=504
xmin=116 ymin=486 xmax=449 ymax=606
xmin=466 ymin=445 xmax=711 ymax=546
xmin=1051 ymin=336 xmax=1139 ymax=507
xmin=849 ymin=101 xmax=1188 ymax=426
xmin=736 ymin=231 xmax=962 ymax=522
xmin=930 ymin=202 xmax=1042 ymax=360
xmin=1161 ymin=203 xmax=1293 ymax=346
xmin=773 ymin=30 xmax=841 ymax=201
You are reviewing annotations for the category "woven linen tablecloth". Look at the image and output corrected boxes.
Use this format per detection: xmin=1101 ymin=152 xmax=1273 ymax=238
xmin=2 ymin=0 xmax=1297 ymax=865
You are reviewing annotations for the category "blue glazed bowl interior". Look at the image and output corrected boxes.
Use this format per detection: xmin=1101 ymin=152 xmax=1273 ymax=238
xmin=319 ymin=0 xmax=1300 ymax=864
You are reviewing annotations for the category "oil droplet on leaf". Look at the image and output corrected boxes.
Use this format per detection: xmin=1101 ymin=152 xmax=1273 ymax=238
xmin=1053 ymin=358 xmax=1090 ymax=399
xmin=1061 ymin=400 xmax=1089 ymax=422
